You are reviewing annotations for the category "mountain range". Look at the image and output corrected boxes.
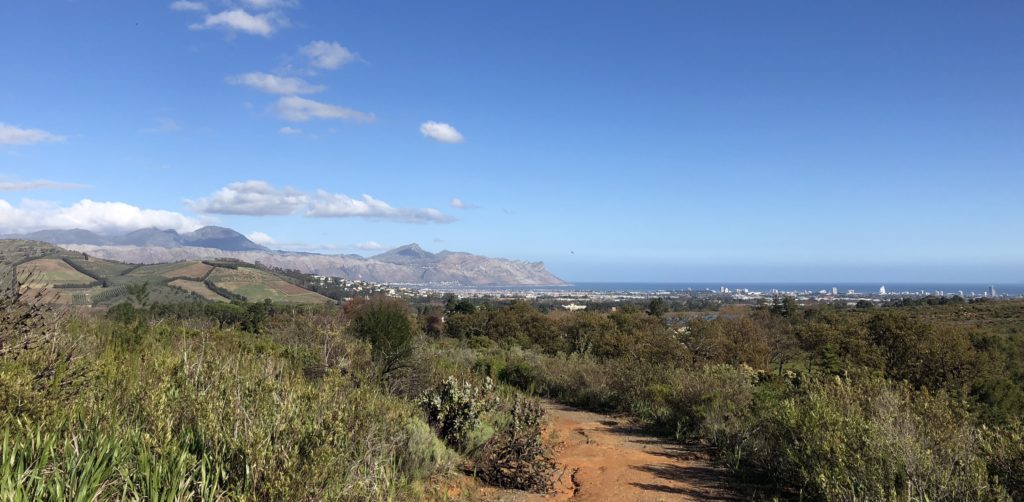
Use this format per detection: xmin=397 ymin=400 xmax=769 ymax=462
xmin=1 ymin=227 xmax=565 ymax=286
xmin=6 ymin=226 xmax=269 ymax=251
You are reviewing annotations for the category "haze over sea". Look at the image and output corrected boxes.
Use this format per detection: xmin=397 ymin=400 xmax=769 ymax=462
xmin=507 ymin=282 xmax=1024 ymax=297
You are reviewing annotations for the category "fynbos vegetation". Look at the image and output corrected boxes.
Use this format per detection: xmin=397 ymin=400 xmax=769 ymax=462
xmin=3 ymin=271 xmax=1024 ymax=499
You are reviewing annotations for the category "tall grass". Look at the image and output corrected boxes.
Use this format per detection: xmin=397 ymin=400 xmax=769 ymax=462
xmin=0 ymin=311 xmax=454 ymax=500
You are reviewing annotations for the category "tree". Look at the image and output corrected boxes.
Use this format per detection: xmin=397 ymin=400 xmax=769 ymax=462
xmin=855 ymin=300 xmax=875 ymax=309
xmin=445 ymin=294 xmax=476 ymax=315
xmin=351 ymin=297 xmax=417 ymax=377
xmin=418 ymin=305 xmax=446 ymax=337
xmin=770 ymin=295 xmax=800 ymax=319
xmin=647 ymin=297 xmax=668 ymax=317
xmin=125 ymin=282 xmax=150 ymax=308
xmin=241 ymin=299 xmax=272 ymax=334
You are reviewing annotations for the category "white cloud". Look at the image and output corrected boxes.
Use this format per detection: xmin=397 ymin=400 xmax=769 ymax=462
xmin=246 ymin=231 xmax=276 ymax=245
xmin=419 ymin=121 xmax=464 ymax=144
xmin=190 ymin=9 xmax=279 ymax=37
xmin=0 ymin=180 xmax=88 ymax=191
xmin=170 ymin=1 xmax=206 ymax=11
xmin=227 ymin=72 xmax=324 ymax=95
xmin=186 ymin=180 xmax=308 ymax=215
xmin=242 ymin=0 xmax=296 ymax=9
xmin=274 ymin=96 xmax=374 ymax=123
xmin=449 ymin=197 xmax=478 ymax=209
xmin=187 ymin=181 xmax=454 ymax=223
xmin=354 ymin=240 xmax=385 ymax=251
xmin=0 ymin=199 xmax=201 ymax=234
xmin=0 ymin=123 xmax=66 ymax=145
xmin=278 ymin=126 xmax=302 ymax=135
xmin=300 ymin=40 xmax=355 ymax=70
xmin=307 ymin=190 xmax=455 ymax=223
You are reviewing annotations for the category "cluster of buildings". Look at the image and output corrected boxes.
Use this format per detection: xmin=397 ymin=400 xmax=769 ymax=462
xmin=308 ymin=273 xmax=1017 ymax=309
xmin=310 ymin=275 xmax=428 ymax=301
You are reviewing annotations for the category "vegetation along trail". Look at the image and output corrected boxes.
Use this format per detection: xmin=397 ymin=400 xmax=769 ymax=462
xmin=485 ymin=401 xmax=740 ymax=501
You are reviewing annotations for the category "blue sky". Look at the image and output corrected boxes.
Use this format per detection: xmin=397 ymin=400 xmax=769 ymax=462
xmin=1 ymin=1 xmax=1022 ymax=282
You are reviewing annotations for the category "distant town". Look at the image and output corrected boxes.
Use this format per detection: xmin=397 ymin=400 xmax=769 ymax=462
xmin=310 ymin=274 xmax=1019 ymax=310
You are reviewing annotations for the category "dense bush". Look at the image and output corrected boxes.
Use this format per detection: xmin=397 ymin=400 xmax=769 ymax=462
xmin=350 ymin=297 xmax=417 ymax=377
xmin=6 ymin=282 xmax=1024 ymax=499
xmin=0 ymin=302 xmax=451 ymax=499
xmin=981 ymin=420 xmax=1024 ymax=500
xmin=475 ymin=397 xmax=553 ymax=492
xmin=419 ymin=376 xmax=496 ymax=452
xmin=444 ymin=299 xmax=1024 ymax=499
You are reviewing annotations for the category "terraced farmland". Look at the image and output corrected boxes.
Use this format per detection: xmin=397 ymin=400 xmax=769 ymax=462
xmin=16 ymin=258 xmax=96 ymax=288
xmin=168 ymin=278 xmax=228 ymax=302
xmin=63 ymin=256 xmax=134 ymax=278
xmin=2 ymin=239 xmax=333 ymax=306
xmin=207 ymin=267 xmax=332 ymax=304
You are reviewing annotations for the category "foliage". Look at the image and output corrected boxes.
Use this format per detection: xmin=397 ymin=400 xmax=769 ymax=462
xmin=475 ymin=398 xmax=553 ymax=492
xmin=647 ymin=297 xmax=668 ymax=317
xmin=351 ymin=297 xmax=418 ymax=377
xmin=419 ymin=376 xmax=496 ymax=452
xmin=6 ymin=275 xmax=1024 ymax=499
xmin=399 ymin=417 xmax=458 ymax=481
xmin=0 ymin=303 xmax=447 ymax=499
xmin=435 ymin=298 xmax=1024 ymax=499
xmin=981 ymin=420 xmax=1024 ymax=500
xmin=748 ymin=376 xmax=1005 ymax=501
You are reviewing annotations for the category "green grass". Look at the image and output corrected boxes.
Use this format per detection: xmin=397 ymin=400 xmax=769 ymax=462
xmin=1 ymin=240 xmax=331 ymax=307
xmin=16 ymin=259 xmax=95 ymax=287
xmin=63 ymin=256 xmax=134 ymax=278
xmin=0 ymin=315 xmax=458 ymax=500
xmin=207 ymin=267 xmax=331 ymax=304
xmin=126 ymin=262 xmax=196 ymax=278
xmin=168 ymin=279 xmax=229 ymax=302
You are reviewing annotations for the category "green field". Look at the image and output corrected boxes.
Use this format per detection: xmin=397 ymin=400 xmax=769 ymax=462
xmin=207 ymin=267 xmax=331 ymax=304
xmin=127 ymin=262 xmax=202 ymax=278
xmin=168 ymin=278 xmax=228 ymax=302
xmin=16 ymin=258 xmax=96 ymax=287
xmin=1 ymin=239 xmax=332 ymax=306
xmin=64 ymin=256 xmax=134 ymax=278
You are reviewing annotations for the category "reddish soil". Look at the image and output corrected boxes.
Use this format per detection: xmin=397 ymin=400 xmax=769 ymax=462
xmin=163 ymin=262 xmax=213 ymax=279
xmin=481 ymin=401 xmax=742 ymax=501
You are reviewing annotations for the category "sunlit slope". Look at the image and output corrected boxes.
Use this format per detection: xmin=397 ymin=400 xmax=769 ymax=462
xmin=1 ymin=240 xmax=332 ymax=306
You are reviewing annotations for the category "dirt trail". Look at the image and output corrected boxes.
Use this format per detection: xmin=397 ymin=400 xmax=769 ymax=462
xmin=482 ymin=401 xmax=742 ymax=501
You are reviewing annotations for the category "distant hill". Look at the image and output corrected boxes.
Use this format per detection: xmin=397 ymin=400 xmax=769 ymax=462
xmin=0 ymin=239 xmax=332 ymax=305
xmin=3 ymin=227 xmax=566 ymax=286
xmin=4 ymin=226 xmax=268 ymax=252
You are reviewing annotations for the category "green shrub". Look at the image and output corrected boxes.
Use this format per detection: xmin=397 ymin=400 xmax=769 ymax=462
xmin=420 ymin=376 xmax=496 ymax=451
xmin=664 ymin=364 xmax=757 ymax=445
xmin=498 ymin=359 xmax=539 ymax=392
xmin=475 ymin=397 xmax=553 ymax=492
xmin=749 ymin=375 xmax=1005 ymax=501
xmin=981 ymin=420 xmax=1024 ymax=500
xmin=106 ymin=302 xmax=143 ymax=325
xmin=526 ymin=353 xmax=619 ymax=411
xmin=351 ymin=297 xmax=417 ymax=377
xmin=399 ymin=417 xmax=458 ymax=480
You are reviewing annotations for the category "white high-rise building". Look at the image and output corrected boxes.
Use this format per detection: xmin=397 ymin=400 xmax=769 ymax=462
xmin=879 ymin=285 xmax=886 ymax=295
xmin=989 ymin=285 xmax=997 ymax=297
xmin=831 ymin=287 xmax=838 ymax=295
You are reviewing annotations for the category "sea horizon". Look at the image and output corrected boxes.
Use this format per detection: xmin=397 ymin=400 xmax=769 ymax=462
xmin=463 ymin=282 xmax=1024 ymax=297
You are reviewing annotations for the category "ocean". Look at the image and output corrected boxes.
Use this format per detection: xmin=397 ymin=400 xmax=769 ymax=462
xmin=510 ymin=282 xmax=1024 ymax=297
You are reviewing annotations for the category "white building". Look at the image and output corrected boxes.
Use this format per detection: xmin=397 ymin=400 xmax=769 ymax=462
xmin=879 ymin=285 xmax=886 ymax=295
